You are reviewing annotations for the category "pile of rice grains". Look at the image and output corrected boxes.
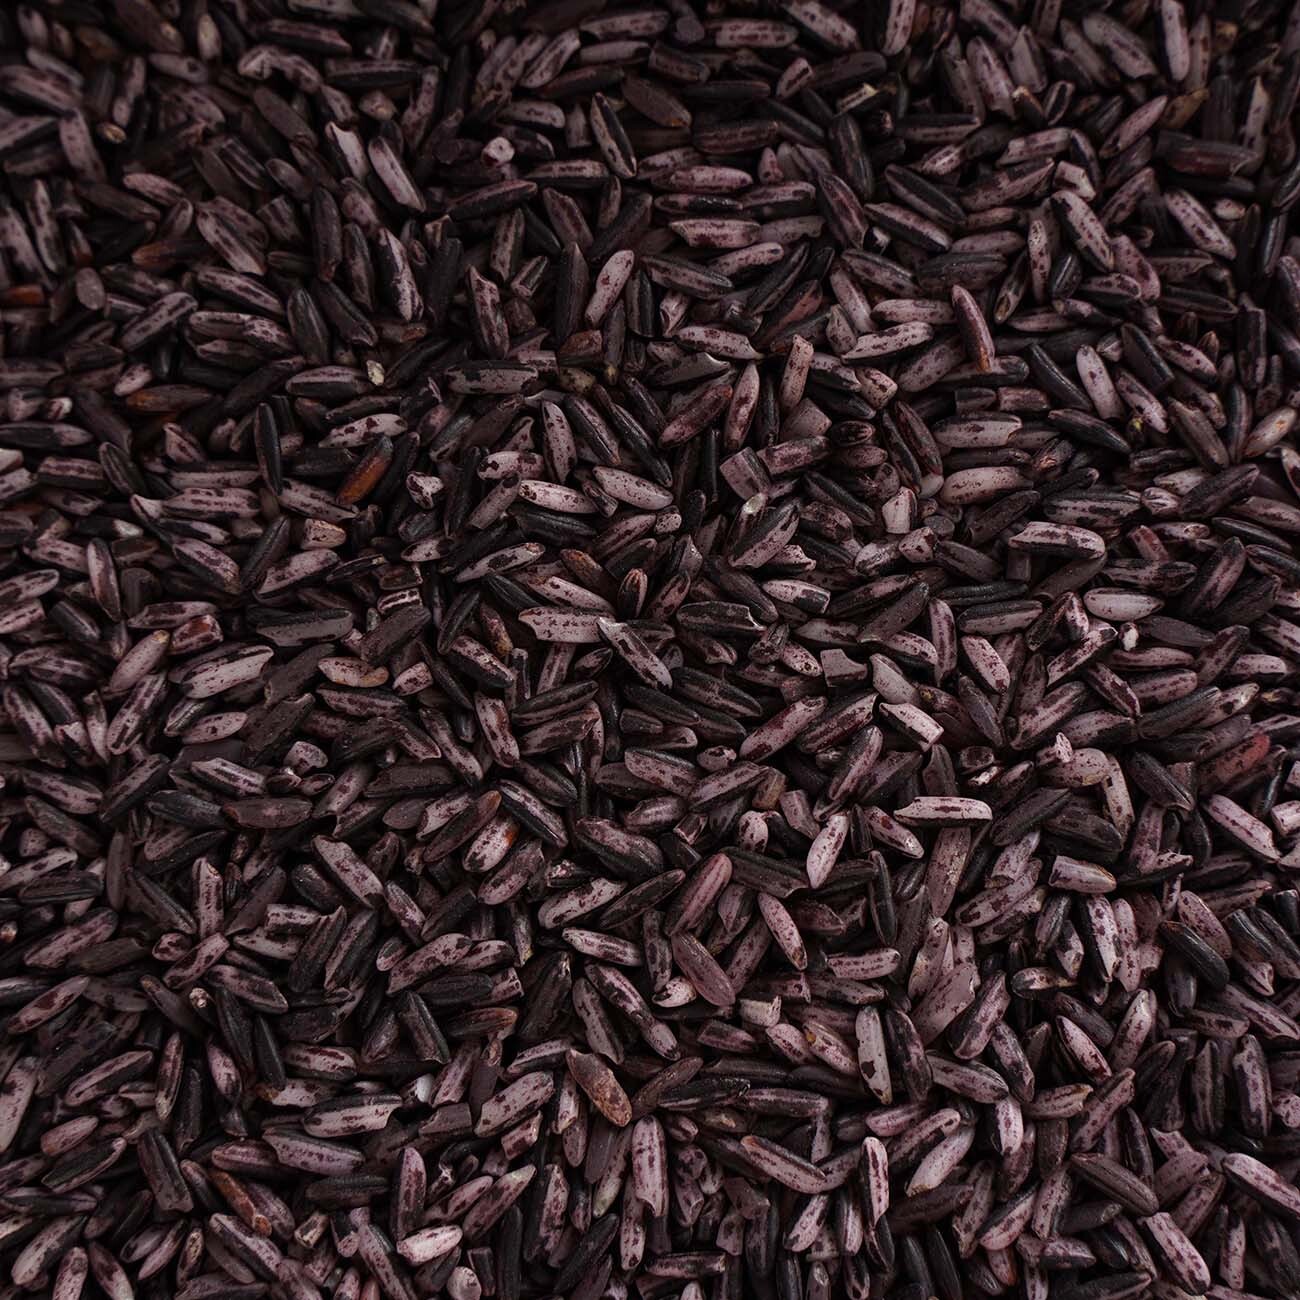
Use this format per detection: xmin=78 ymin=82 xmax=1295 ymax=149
xmin=5 ymin=0 xmax=1300 ymax=1296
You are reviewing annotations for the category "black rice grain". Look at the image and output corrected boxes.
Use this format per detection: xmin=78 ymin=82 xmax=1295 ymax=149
xmin=3 ymin=1 xmax=1300 ymax=1299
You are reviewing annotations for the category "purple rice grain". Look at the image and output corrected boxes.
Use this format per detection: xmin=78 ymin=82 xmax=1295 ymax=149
xmin=1 ymin=0 xmax=1300 ymax=1298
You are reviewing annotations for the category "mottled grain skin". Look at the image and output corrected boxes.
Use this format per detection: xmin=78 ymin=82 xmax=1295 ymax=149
xmin=1 ymin=0 xmax=1300 ymax=1298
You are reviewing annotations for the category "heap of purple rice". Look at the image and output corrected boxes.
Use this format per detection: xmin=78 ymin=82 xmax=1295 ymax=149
xmin=3 ymin=0 xmax=1300 ymax=1296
